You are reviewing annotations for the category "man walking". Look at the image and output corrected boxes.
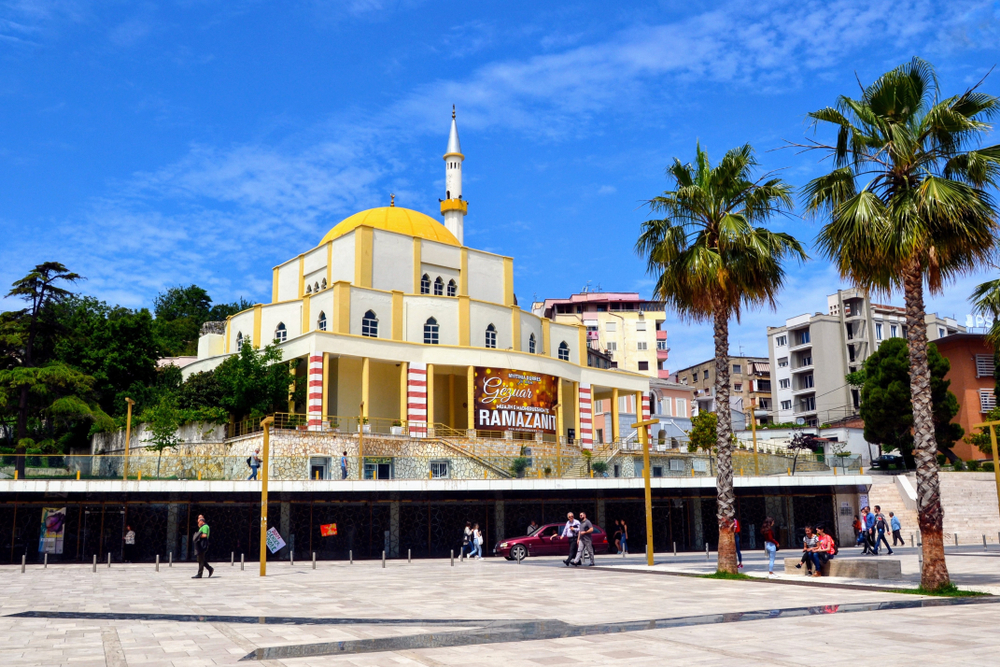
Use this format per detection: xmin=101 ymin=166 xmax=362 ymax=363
xmin=247 ymin=449 xmax=262 ymax=480
xmin=571 ymin=511 xmax=595 ymax=567
xmin=553 ymin=512 xmax=580 ymax=566
xmin=192 ymin=515 xmax=214 ymax=578
xmin=890 ymin=512 xmax=904 ymax=546
xmin=340 ymin=451 xmax=349 ymax=480
xmin=874 ymin=505 xmax=894 ymax=555
xmin=864 ymin=506 xmax=877 ymax=555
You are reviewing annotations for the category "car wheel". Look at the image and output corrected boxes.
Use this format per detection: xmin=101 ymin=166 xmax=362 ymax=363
xmin=510 ymin=544 xmax=527 ymax=561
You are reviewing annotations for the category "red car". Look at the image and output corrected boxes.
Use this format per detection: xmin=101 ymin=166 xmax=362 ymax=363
xmin=494 ymin=522 xmax=611 ymax=560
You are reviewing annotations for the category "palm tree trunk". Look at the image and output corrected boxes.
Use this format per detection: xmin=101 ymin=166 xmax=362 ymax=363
xmin=903 ymin=260 xmax=950 ymax=590
xmin=713 ymin=301 xmax=737 ymax=573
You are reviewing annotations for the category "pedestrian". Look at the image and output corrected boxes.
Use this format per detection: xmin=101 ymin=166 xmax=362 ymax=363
xmin=761 ymin=517 xmax=779 ymax=578
xmin=123 ymin=525 xmax=136 ymax=563
xmin=552 ymin=512 xmax=580 ymax=566
xmin=459 ymin=521 xmax=473 ymax=560
xmin=471 ymin=523 xmax=484 ymax=559
xmin=733 ymin=517 xmax=742 ymax=569
xmin=864 ymin=506 xmax=877 ymax=554
xmin=808 ymin=525 xmax=836 ymax=577
xmin=890 ymin=512 xmax=904 ymax=546
xmin=247 ymin=449 xmax=262 ymax=480
xmin=191 ymin=515 xmax=214 ymax=579
xmin=874 ymin=505 xmax=894 ymax=555
xmin=526 ymin=519 xmax=540 ymax=536
xmin=852 ymin=514 xmax=862 ymax=543
xmin=612 ymin=520 xmax=622 ymax=554
xmin=619 ymin=519 xmax=628 ymax=555
xmin=571 ymin=511 xmax=595 ymax=566
xmin=858 ymin=508 xmax=870 ymax=553
xmin=794 ymin=525 xmax=818 ymax=573
xmin=340 ymin=451 xmax=348 ymax=480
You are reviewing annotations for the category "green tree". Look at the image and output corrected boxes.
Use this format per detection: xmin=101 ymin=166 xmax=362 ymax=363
xmin=686 ymin=410 xmax=718 ymax=452
xmin=636 ymin=143 xmax=806 ymax=574
xmin=146 ymin=396 xmax=181 ymax=479
xmin=802 ymin=58 xmax=1000 ymax=590
xmin=154 ymin=285 xmax=253 ymax=356
xmin=213 ymin=343 xmax=293 ymax=419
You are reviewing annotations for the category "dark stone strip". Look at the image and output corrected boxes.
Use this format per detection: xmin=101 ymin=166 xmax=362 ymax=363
xmin=7 ymin=610 xmax=493 ymax=626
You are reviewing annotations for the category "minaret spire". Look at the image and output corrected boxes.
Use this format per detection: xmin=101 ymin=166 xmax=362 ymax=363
xmin=441 ymin=106 xmax=467 ymax=244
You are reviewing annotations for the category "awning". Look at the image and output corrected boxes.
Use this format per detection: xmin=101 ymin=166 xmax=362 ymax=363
xmin=752 ymin=362 xmax=770 ymax=374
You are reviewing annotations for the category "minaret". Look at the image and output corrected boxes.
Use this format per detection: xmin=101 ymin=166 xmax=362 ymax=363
xmin=440 ymin=105 xmax=467 ymax=244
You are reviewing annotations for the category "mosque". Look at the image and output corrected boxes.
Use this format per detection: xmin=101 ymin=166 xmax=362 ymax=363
xmin=186 ymin=110 xmax=650 ymax=446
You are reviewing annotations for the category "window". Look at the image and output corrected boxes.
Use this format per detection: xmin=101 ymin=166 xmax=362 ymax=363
xmin=781 ymin=400 xmax=792 ymax=410
xmin=876 ymin=322 xmax=883 ymax=340
xmin=420 ymin=274 xmax=430 ymax=294
xmin=607 ymin=341 xmax=617 ymax=351
xmin=796 ymin=330 xmax=811 ymax=345
xmin=779 ymin=378 xmax=790 ymax=389
xmin=800 ymin=355 xmax=812 ymax=367
xmin=980 ymin=389 xmax=996 ymax=413
xmin=430 ymin=461 xmax=450 ymax=479
xmin=235 ymin=332 xmax=243 ymax=350
xmin=778 ymin=357 xmax=788 ymax=368
xmin=305 ymin=284 xmax=312 ymax=294
xmin=732 ymin=364 xmax=742 ymax=374
xmin=802 ymin=374 xmax=814 ymax=389
xmin=638 ymin=361 xmax=649 ymax=371
xmin=733 ymin=383 xmax=742 ymax=392
xmin=703 ymin=370 xmax=709 ymax=380
xmin=657 ymin=340 xmax=667 ymax=351
xmin=890 ymin=324 xmax=898 ymax=338
xmin=637 ymin=341 xmax=648 ymax=350
xmin=776 ymin=335 xmax=787 ymax=346
xmin=274 ymin=322 xmax=287 ymax=343
xmin=676 ymin=399 xmax=686 ymax=416
xmin=976 ymin=355 xmax=994 ymax=378
xmin=424 ymin=317 xmax=439 ymax=345
xmin=321 ymin=278 xmax=327 ymax=290
xmin=317 ymin=312 xmax=327 ymax=331
xmin=447 ymin=279 xmax=457 ymax=297
xmin=434 ymin=276 xmax=444 ymax=295
xmin=801 ymin=396 xmax=816 ymax=411
xmin=362 ymin=310 xmax=378 ymax=338
xmin=529 ymin=333 xmax=536 ymax=354
xmin=606 ymin=321 xmax=616 ymax=332
xmin=314 ymin=282 xmax=319 ymax=292
xmin=485 ymin=323 xmax=497 ymax=349
xmin=758 ymin=398 xmax=771 ymax=410
xmin=636 ymin=321 xmax=647 ymax=332
xmin=558 ymin=341 xmax=570 ymax=361
xmin=938 ymin=327 xmax=947 ymax=339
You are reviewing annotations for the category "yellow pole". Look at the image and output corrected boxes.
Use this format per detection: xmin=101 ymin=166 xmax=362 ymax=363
xmin=611 ymin=388 xmax=620 ymax=442
xmin=123 ymin=398 xmax=135 ymax=480
xmin=359 ymin=401 xmax=365 ymax=478
xmin=750 ymin=398 xmax=759 ymax=476
xmin=259 ymin=416 xmax=274 ymax=577
xmin=633 ymin=416 xmax=659 ymax=567
xmin=975 ymin=421 xmax=1000 ymax=520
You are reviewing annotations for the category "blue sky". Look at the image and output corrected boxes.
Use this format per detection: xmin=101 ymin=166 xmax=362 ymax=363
xmin=2 ymin=0 xmax=999 ymax=371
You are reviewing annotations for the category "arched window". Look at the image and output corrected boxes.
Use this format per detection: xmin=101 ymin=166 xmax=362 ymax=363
xmin=424 ymin=317 xmax=439 ymax=345
xmin=529 ymin=333 xmax=536 ymax=354
xmin=306 ymin=284 xmax=312 ymax=294
xmin=421 ymin=274 xmax=431 ymax=294
xmin=321 ymin=278 xmax=327 ymax=290
xmin=317 ymin=311 xmax=327 ymax=331
xmin=314 ymin=281 xmax=319 ymax=292
xmin=447 ymin=279 xmax=457 ymax=297
xmin=362 ymin=310 xmax=378 ymax=338
xmin=434 ymin=276 xmax=444 ymax=295
xmin=485 ymin=324 xmax=497 ymax=349
xmin=235 ymin=332 xmax=244 ymax=350
xmin=275 ymin=322 xmax=287 ymax=343
xmin=558 ymin=341 xmax=570 ymax=361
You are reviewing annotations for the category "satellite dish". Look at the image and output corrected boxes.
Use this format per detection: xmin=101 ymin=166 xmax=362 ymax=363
xmin=795 ymin=417 xmax=806 ymax=425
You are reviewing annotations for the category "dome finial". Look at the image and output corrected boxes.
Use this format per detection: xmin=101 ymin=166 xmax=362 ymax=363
xmin=452 ymin=104 xmax=456 ymax=119
xmin=390 ymin=193 xmax=395 ymax=207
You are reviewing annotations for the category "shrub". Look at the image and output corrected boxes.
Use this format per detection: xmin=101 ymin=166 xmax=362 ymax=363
xmin=936 ymin=453 xmax=948 ymax=466
xmin=592 ymin=461 xmax=609 ymax=475
xmin=952 ymin=459 xmax=966 ymax=471
xmin=967 ymin=459 xmax=981 ymax=471
xmin=983 ymin=461 xmax=995 ymax=472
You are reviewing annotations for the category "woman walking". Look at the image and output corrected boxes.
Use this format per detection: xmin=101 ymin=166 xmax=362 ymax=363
xmin=471 ymin=523 xmax=484 ymax=560
xmin=612 ymin=521 xmax=622 ymax=554
xmin=761 ymin=517 xmax=779 ymax=578
xmin=619 ymin=519 xmax=628 ymax=555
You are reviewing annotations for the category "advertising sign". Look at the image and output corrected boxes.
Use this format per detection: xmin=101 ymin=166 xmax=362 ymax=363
xmin=38 ymin=507 xmax=66 ymax=555
xmin=265 ymin=527 xmax=287 ymax=553
xmin=320 ymin=523 xmax=338 ymax=537
xmin=473 ymin=367 xmax=558 ymax=433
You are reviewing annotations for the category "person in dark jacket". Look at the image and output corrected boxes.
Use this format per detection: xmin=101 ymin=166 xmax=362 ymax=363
xmin=192 ymin=515 xmax=214 ymax=578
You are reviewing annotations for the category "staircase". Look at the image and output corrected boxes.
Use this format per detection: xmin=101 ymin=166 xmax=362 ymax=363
xmin=866 ymin=476 xmax=918 ymax=539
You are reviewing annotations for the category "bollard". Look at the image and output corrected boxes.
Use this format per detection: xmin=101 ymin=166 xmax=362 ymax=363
xmin=14 ymin=470 xmax=17 ymax=480
xmin=137 ymin=471 xmax=142 ymax=481
xmin=241 ymin=553 xmax=245 ymax=571
xmin=290 ymin=550 xmax=294 ymax=566
xmin=169 ymin=552 xmax=173 ymax=567
xmin=382 ymin=551 xmax=386 ymax=568
xmin=705 ymin=543 xmax=710 ymax=560
xmin=92 ymin=555 xmax=97 ymax=572
xmin=408 ymin=548 xmax=411 ymax=564
xmin=955 ymin=534 xmax=959 ymax=547
xmin=312 ymin=552 xmax=316 ymax=570
xmin=350 ymin=550 xmax=353 ymax=564
xmin=198 ymin=471 xmax=202 ymax=480
xmin=787 ymin=467 xmax=791 ymax=476
xmin=451 ymin=549 xmax=454 ymax=566
xmin=985 ymin=535 xmax=988 ymax=551
xmin=44 ymin=553 xmax=48 ymax=569
xmin=21 ymin=554 xmax=26 ymax=573
xmin=156 ymin=555 xmax=160 ymax=572
xmin=673 ymin=541 xmax=677 ymax=556
xmin=231 ymin=552 xmax=234 ymax=566
xmin=76 ymin=470 xmax=81 ymax=480
xmin=107 ymin=552 xmax=111 ymax=568
xmin=517 ymin=549 xmax=523 ymax=565
xmin=910 ymin=533 xmax=914 ymax=547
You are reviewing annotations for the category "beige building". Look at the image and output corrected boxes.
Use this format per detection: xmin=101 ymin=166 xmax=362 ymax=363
xmin=670 ymin=356 xmax=772 ymax=426
xmin=532 ymin=292 xmax=667 ymax=378
xmin=767 ymin=288 xmax=964 ymax=427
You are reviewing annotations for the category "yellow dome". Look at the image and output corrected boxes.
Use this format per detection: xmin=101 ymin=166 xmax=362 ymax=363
xmin=320 ymin=206 xmax=460 ymax=246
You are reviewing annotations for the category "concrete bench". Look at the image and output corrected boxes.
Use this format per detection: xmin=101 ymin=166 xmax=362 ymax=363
xmin=782 ymin=556 xmax=902 ymax=579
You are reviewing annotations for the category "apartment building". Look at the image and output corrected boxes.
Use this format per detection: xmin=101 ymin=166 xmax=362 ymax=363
xmin=532 ymin=291 xmax=667 ymax=378
xmin=768 ymin=288 xmax=964 ymax=426
xmin=670 ymin=356 xmax=772 ymax=425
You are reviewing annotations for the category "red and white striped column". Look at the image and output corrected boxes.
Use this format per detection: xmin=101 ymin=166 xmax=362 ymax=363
xmin=578 ymin=384 xmax=593 ymax=448
xmin=307 ymin=354 xmax=324 ymax=431
xmin=641 ymin=392 xmax=651 ymax=441
xmin=407 ymin=362 xmax=428 ymax=437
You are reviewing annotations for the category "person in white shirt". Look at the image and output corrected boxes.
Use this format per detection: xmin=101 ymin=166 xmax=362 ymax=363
xmin=552 ymin=512 xmax=580 ymax=566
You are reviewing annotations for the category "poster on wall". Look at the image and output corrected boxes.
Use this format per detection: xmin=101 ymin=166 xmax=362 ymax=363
xmin=320 ymin=523 xmax=338 ymax=537
xmin=266 ymin=527 xmax=287 ymax=553
xmin=473 ymin=367 xmax=558 ymax=433
xmin=38 ymin=507 xmax=67 ymax=555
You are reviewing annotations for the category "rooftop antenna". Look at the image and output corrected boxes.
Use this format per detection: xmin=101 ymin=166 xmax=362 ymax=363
xmin=582 ymin=281 xmax=591 ymax=293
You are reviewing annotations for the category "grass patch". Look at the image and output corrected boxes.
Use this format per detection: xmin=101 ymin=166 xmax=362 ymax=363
xmin=887 ymin=583 xmax=989 ymax=597
xmin=702 ymin=571 xmax=754 ymax=581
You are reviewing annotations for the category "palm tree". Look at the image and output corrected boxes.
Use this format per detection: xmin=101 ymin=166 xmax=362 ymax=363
xmin=636 ymin=143 xmax=805 ymax=574
xmin=802 ymin=58 xmax=1000 ymax=591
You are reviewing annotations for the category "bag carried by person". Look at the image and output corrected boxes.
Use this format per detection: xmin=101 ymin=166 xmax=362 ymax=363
xmin=876 ymin=515 xmax=888 ymax=531
xmin=247 ymin=456 xmax=253 ymax=468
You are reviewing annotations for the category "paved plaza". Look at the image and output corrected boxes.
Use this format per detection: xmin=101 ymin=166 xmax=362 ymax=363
xmin=3 ymin=546 xmax=1000 ymax=667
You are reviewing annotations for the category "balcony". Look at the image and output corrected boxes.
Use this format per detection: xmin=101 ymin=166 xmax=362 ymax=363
xmin=790 ymin=362 xmax=814 ymax=374
xmin=657 ymin=348 xmax=669 ymax=360
xmin=656 ymin=330 xmax=667 ymax=340
xmin=658 ymin=369 xmax=671 ymax=379
xmin=791 ymin=385 xmax=816 ymax=396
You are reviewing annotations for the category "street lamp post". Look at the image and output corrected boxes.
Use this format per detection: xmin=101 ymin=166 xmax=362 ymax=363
xmin=259 ymin=416 xmax=274 ymax=577
xmin=123 ymin=398 xmax=135 ymax=481
xmin=632 ymin=415 xmax=660 ymax=566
